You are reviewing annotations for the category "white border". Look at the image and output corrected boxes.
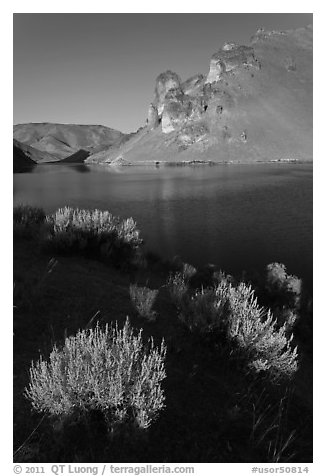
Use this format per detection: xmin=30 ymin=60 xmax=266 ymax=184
xmin=3 ymin=2 xmax=323 ymax=473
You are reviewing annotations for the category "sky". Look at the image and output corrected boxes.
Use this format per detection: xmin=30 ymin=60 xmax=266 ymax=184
xmin=13 ymin=13 xmax=312 ymax=133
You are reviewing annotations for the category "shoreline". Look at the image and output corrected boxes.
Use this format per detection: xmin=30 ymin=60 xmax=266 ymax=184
xmin=36 ymin=158 xmax=313 ymax=168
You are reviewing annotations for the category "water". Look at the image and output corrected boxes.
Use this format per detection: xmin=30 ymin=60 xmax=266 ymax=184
xmin=14 ymin=163 xmax=313 ymax=288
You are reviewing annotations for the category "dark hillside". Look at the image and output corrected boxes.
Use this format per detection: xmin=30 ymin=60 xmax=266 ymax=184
xmin=13 ymin=141 xmax=36 ymax=173
xmin=57 ymin=149 xmax=90 ymax=163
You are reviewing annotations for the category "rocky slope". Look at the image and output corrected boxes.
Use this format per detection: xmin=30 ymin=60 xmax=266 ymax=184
xmin=13 ymin=123 xmax=127 ymax=162
xmin=87 ymin=25 xmax=312 ymax=165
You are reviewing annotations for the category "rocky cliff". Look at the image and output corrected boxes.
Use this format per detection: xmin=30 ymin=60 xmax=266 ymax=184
xmin=87 ymin=25 xmax=312 ymax=165
xmin=13 ymin=123 xmax=127 ymax=162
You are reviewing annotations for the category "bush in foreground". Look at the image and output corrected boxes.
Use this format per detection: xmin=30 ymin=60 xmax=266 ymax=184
xmin=225 ymin=283 xmax=298 ymax=381
xmin=44 ymin=207 xmax=142 ymax=266
xmin=129 ymin=284 xmax=158 ymax=321
xmin=25 ymin=318 xmax=166 ymax=431
xmin=169 ymin=271 xmax=298 ymax=382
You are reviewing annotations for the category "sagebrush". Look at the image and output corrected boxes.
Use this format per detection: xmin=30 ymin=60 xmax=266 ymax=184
xmin=265 ymin=262 xmax=302 ymax=309
xmin=182 ymin=263 xmax=197 ymax=280
xmin=178 ymin=287 xmax=227 ymax=332
xmin=25 ymin=318 xmax=166 ymax=431
xmin=169 ymin=272 xmax=298 ymax=381
xmin=44 ymin=207 xmax=142 ymax=265
xmin=225 ymin=283 xmax=298 ymax=381
xmin=129 ymin=284 xmax=158 ymax=321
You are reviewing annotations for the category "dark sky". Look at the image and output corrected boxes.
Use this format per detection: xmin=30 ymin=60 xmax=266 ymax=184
xmin=13 ymin=13 xmax=312 ymax=133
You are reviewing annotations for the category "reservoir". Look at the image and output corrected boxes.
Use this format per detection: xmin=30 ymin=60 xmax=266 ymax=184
xmin=14 ymin=162 xmax=313 ymax=288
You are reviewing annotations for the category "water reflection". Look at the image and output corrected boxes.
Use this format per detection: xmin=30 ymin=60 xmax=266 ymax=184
xmin=86 ymin=164 xmax=126 ymax=174
xmin=35 ymin=163 xmax=91 ymax=173
xmin=72 ymin=164 xmax=91 ymax=173
xmin=13 ymin=164 xmax=37 ymax=174
xmin=13 ymin=163 xmax=312 ymax=287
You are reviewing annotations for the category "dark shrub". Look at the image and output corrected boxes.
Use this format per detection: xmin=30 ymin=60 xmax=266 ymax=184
xmin=266 ymin=263 xmax=302 ymax=309
xmin=13 ymin=205 xmax=46 ymax=238
xmin=166 ymin=272 xmax=188 ymax=308
xmin=14 ymin=205 xmax=45 ymax=226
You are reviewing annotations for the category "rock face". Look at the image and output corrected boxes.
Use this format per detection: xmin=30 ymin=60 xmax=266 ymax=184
xmin=86 ymin=25 xmax=312 ymax=165
xmin=181 ymin=74 xmax=205 ymax=95
xmin=154 ymin=71 xmax=182 ymax=115
xmin=147 ymin=104 xmax=160 ymax=130
xmin=206 ymin=58 xmax=226 ymax=84
xmin=161 ymin=89 xmax=193 ymax=133
xmin=13 ymin=123 xmax=127 ymax=161
xmin=206 ymin=44 xmax=259 ymax=84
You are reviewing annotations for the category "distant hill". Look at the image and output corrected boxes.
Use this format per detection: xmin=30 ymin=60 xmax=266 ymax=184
xmin=13 ymin=123 xmax=127 ymax=162
xmin=13 ymin=139 xmax=57 ymax=172
xmin=87 ymin=25 xmax=312 ymax=165
xmin=57 ymin=149 xmax=90 ymax=163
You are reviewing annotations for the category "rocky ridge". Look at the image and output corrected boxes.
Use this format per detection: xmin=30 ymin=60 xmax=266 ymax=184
xmin=87 ymin=25 xmax=312 ymax=165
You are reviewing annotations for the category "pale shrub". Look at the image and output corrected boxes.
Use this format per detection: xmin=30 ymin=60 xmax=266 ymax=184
xmin=46 ymin=207 xmax=141 ymax=245
xmin=175 ymin=278 xmax=298 ymax=381
xmin=220 ymin=282 xmax=298 ymax=381
xmin=25 ymin=318 xmax=166 ymax=431
xmin=182 ymin=263 xmax=197 ymax=280
xmin=129 ymin=284 xmax=158 ymax=321
xmin=45 ymin=207 xmax=142 ymax=265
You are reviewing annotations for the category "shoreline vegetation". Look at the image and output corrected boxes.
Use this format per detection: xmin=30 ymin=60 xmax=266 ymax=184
xmin=13 ymin=205 xmax=312 ymax=463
